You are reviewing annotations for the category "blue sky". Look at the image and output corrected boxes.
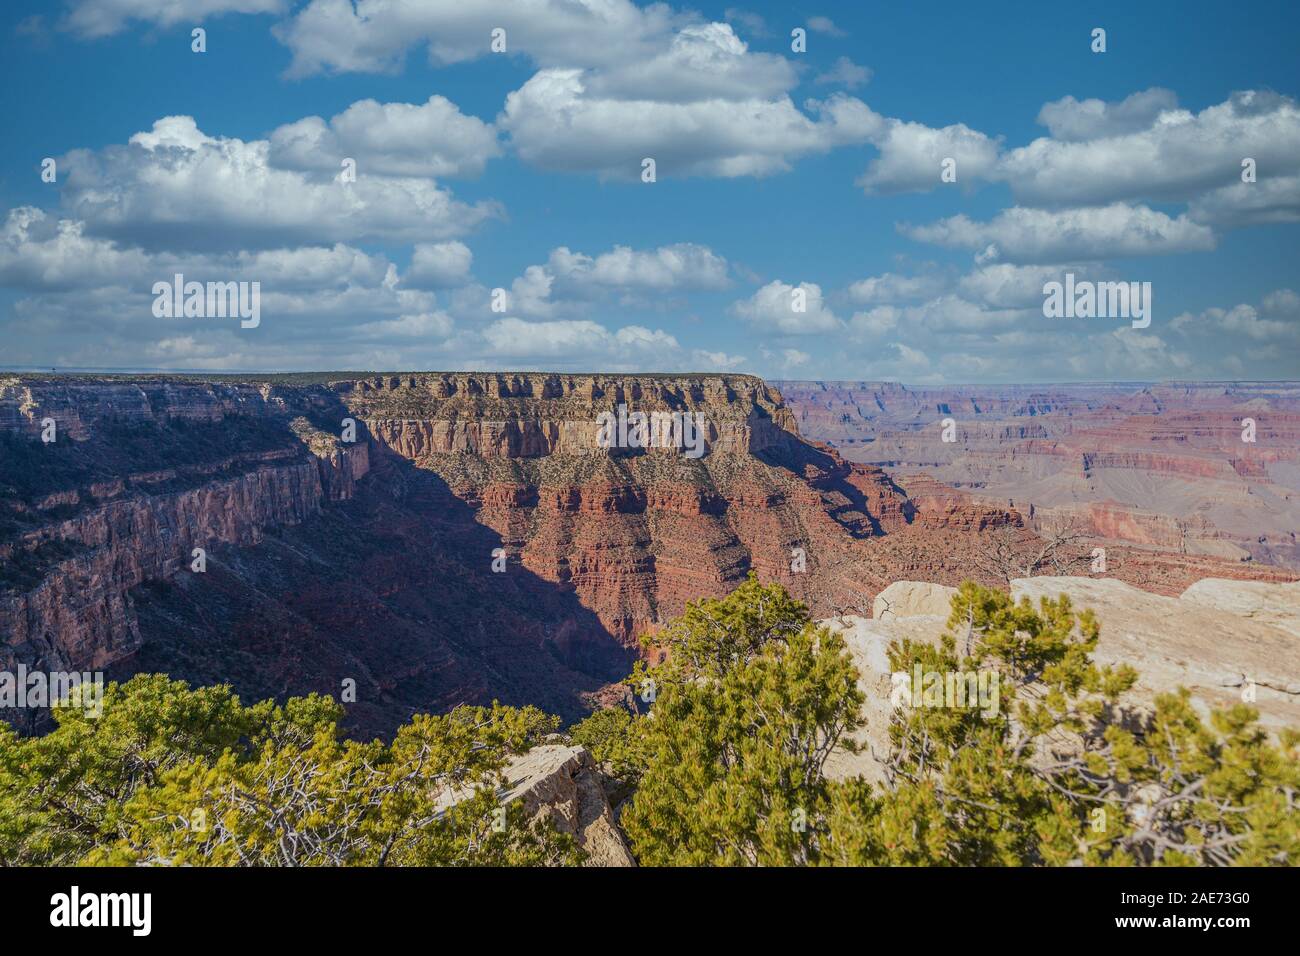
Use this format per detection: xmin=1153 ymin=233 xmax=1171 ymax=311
xmin=0 ymin=0 xmax=1297 ymax=382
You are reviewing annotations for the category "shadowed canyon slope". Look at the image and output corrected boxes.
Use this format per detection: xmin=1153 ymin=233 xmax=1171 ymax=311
xmin=780 ymin=380 xmax=1300 ymax=572
xmin=2 ymin=373 xmax=1293 ymax=736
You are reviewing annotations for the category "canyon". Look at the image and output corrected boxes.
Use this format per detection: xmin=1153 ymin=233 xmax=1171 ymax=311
xmin=2 ymin=372 xmax=1294 ymax=737
xmin=779 ymin=380 xmax=1300 ymax=572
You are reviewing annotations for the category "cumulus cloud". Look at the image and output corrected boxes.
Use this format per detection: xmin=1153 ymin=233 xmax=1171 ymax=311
xmin=846 ymin=271 xmax=947 ymax=305
xmin=268 ymin=95 xmax=500 ymax=179
xmin=845 ymin=88 xmax=1299 ymax=216
xmin=274 ymin=0 xmax=678 ymax=77
xmin=0 ymin=207 xmax=151 ymax=290
xmin=0 ymin=200 xmax=466 ymax=372
xmin=1073 ymin=329 xmax=1194 ymax=376
xmin=0 ymin=206 xmax=394 ymax=292
xmin=548 ymin=243 xmax=729 ymax=291
xmin=1035 ymin=88 xmax=1179 ymax=141
xmin=689 ymin=350 xmax=746 ymax=371
xmin=890 ymin=295 xmax=1027 ymax=333
xmin=500 ymin=243 xmax=730 ymax=318
xmin=780 ymin=348 xmax=810 ymax=368
xmin=58 ymin=115 xmax=499 ymax=252
xmin=1170 ymin=291 xmax=1300 ymax=342
xmin=1187 ymin=175 xmax=1300 ymax=228
xmin=731 ymin=280 xmax=842 ymax=334
xmin=848 ymin=306 xmax=900 ymax=337
xmin=357 ymin=310 xmax=455 ymax=339
xmin=405 ymin=242 xmax=474 ymax=289
xmin=1262 ymin=288 xmax=1300 ymax=315
xmin=1002 ymin=90 xmax=1300 ymax=207
xmin=581 ymin=22 xmax=796 ymax=103
xmin=500 ymin=67 xmax=877 ymax=179
xmin=901 ymin=203 xmax=1215 ymax=263
xmin=480 ymin=317 xmax=677 ymax=361
xmin=857 ymin=117 xmax=1001 ymax=194
xmin=957 ymin=263 xmax=1101 ymax=309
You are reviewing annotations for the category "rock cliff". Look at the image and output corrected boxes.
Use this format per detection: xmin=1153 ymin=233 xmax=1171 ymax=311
xmin=0 ymin=372 xmax=974 ymax=733
xmin=5 ymin=373 xmax=1291 ymax=736
xmin=822 ymin=576 xmax=1300 ymax=784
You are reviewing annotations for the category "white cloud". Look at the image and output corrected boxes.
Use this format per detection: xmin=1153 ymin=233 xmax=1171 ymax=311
xmin=815 ymin=57 xmax=871 ymax=90
xmin=1002 ymin=90 xmax=1300 ymax=207
xmin=892 ymin=295 xmax=1027 ymax=333
xmin=856 ymin=117 xmax=1001 ymax=194
xmin=1035 ymin=88 xmax=1178 ymax=141
xmin=731 ymin=280 xmax=842 ymax=334
xmin=846 ymin=271 xmax=946 ymax=305
xmin=693 ymin=348 xmax=748 ymax=370
xmin=59 ymin=115 xmax=499 ymax=252
xmin=405 ymin=242 xmax=474 ymax=289
xmin=892 ymin=342 xmax=931 ymax=370
xmin=901 ymin=203 xmax=1215 ymax=263
xmin=500 ymin=67 xmax=876 ymax=178
xmin=357 ymin=310 xmax=455 ymax=339
xmin=1170 ymin=294 xmax=1299 ymax=342
xmin=548 ymin=243 xmax=729 ymax=291
xmin=1073 ymin=329 xmax=1194 ymax=376
xmin=957 ymin=263 xmax=1098 ymax=309
xmin=0 ymin=206 xmax=394 ymax=292
xmin=806 ymin=16 xmax=846 ymax=37
xmin=848 ymin=306 xmax=900 ymax=337
xmin=1187 ymin=175 xmax=1300 ymax=228
xmin=0 ymin=207 xmax=150 ymax=290
xmin=62 ymin=0 xmax=285 ymax=38
xmin=268 ymin=95 xmax=500 ymax=179
xmin=499 ymin=243 xmax=730 ymax=319
xmin=581 ymin=22 xmax=796 ymax=103
xmin=274 ymin=0 xmax=678 ymax=77
xmin=480 ymin=317 xmax=679 ymax=363
xmin=780 ymin=348 xmax=810 ymax=368
xmin=1262 ymin=288 xmax=1300 ymax=315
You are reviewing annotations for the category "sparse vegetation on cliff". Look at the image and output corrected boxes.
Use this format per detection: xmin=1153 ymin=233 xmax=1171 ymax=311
xmin=575 ymin=576 xmax=1300 ymax=866
xmin=0 ymin=676 xmax=580 ymax=866
xmin=1 ymin=579 xmax=1293 ymax=867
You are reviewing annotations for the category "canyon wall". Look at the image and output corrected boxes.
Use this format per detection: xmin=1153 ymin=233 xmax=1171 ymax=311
xmin=0 ymin=373 xmax=930 ymax=732
xmin=5 ymin=373 xmax=1291 ymax=735
xmin=780 ymin=380 xmax=1300 ymax=570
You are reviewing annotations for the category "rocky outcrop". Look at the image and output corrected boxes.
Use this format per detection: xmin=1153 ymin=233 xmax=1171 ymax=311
xmin=872 ymin=581 xmax=958 ymax=621
xmin=435 ymin=744 xmax=634 ymax=866
xmin=1179 ymin=578 xmax=1300 ymax=638
xmin=821 ymin=574 xmax=1300 ymax=783
xmin=495 ymin=744 xmax=634 ymax=866
xmin=820 ymin=612 xmax=949 ymax=785
xmin=1010 ymin=577 xmax=1300 ymax=728
xmin=342 ymin=372 xmax=800 ymax=459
